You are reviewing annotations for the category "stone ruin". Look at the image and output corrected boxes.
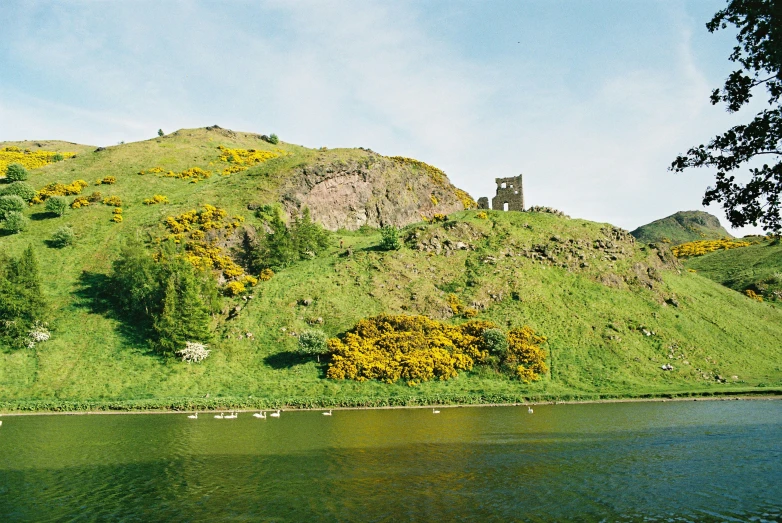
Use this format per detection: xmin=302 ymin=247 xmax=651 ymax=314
xmin=478 ymin=175 xmax=524 ymax=211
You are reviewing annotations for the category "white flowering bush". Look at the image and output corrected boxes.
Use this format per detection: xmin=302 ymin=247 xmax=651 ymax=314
xmin=177 ymin=341 xmax=210 ymax=363
xmin=26 ymin=322 xmax=51 ymax=348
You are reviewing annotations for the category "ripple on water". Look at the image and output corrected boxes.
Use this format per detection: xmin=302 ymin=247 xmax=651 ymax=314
xmin=0 ymin=401 xmax=780 ymax=522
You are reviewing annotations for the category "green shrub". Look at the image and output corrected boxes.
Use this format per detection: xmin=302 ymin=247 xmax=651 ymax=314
xmin=45 ymin=196 xmax=67 ymax=216
xmin=380 ymin=225 xmax=401 ymax=250
xmin=4 ymin=211 xmax=29 ymax=233
xmin=5 ymin=163 xmax=29 ymax=182
xmin=0 ymin=195 xmax=25 ymax=220
xmin=298 ymin=329 xmax=328 ymax=362
xmin=52 ymin=153 xmax=64 ymax=162
xmin=158 ymin=129 xmax=164 ymax=137
xmin=482 ymin=328 xmax=508 ymax=355
xmin=49 ymin=226 xmax=75 ymax=248
xmin=1 ymin=181 xmax=36 ymax=201
xmin=268 ymin=133 xmax=279 ymax=145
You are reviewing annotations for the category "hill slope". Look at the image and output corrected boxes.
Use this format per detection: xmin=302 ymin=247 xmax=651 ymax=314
xmin=0 ymin=129 xmax=780 ymax=410
xmin=684 ymin=239 xmax=782 ymax=304
xmin=631 ymin=211 xmax=732 ymax=245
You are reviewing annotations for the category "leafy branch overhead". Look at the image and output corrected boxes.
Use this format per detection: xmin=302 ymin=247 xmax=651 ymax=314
xmin=671 ymin=0 xmax=782 ymax=233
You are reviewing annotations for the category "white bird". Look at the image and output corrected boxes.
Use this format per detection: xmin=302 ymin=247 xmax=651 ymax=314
xmin=528 ymin=406 xmax=534 ymax=414
xmin=322 ymin=410 xmax=332 ymax=416
xmin=270 ymin=410 xmax=281 ymax=418
xmin=214 ymin=412 xmax=225 ymax=419
xmin=187 ymin=412 xmax=198 ymax=419
xmin=432 ymin=408 xmax=440 ymax=414
xmin=0 ymin=420 xmax=3 ymax=427
xmin=253 ymin=411 xmax=266 ymax=419
xmin=225 ymin=412 xmax=238 ymax=419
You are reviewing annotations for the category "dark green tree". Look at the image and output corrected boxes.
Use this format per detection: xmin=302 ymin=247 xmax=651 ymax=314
xmin=291 ymin=207 xmax=330 ymax=258
xmin=671 ymin=0 xmax=782 ymax=233
xmin=0 ymin=246 xmax=47 ymax=349
xmin=379 ymin=225 xmax=401 ymax=250
xmin=45 ymin=196 xmax=67 ymax=217
xmin=153 ymin=260 xmax=212 ymax=356
xmin=5 ymin=163 xmax=28 ymax=182
xmin=264 ymin=212 xmax=297 ymax=269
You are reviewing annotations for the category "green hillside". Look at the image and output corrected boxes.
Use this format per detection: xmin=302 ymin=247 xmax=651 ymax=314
xmin=684 ymin=239 xmax=782 ymax=305
xmin=631 ymin=210 xmax=733 ymax=245
xmin=1 ymin=129 xmax=781 ymax=411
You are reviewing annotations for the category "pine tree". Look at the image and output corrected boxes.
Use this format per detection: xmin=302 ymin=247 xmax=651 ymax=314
xmin=154 ymin=274 xmax=182 ymax=356
xmin=265 ymin=212 xmax=296 ymax=269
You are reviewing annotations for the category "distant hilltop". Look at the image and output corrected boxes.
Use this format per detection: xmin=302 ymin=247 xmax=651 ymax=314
xmin=631 ymin=210 xmax=732 ymax=245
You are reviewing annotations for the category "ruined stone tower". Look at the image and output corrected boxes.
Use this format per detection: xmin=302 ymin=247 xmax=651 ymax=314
xmin=491 ymin=175 xmax=524 ymax=211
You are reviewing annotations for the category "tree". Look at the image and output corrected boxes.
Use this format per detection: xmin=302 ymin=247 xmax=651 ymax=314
xmin=0 ymin=181 xmax=36 ymax=202
xmin=153 ymin=261 xmax=212 ymax=356
xmin=0 ymin=195 xmax=24 ymax=220
xmin=671 ymin=1 xmax=782 ymax=233
xmin=264 ymin=212 xmax=297 ymax=269
xmin=49 ymin=226 xmax=75 ymax=248
xmin=158 ymin=129 xmax=164 ymax=137
xmin=3 ymin=211 xmax=29 ymax=233
xmin=45 ymin=196 xmax=67 ymax=217
xmin=379 ymin=225 xmax=401 ymax=250
xmin=291 ymin=207 xmax=330 ymax=258
xmin=5 ymin=163 xmax=29 ymax=182
xmin=297 ymin=329 xmax=329 ymax=362
xmin=0 ymin=246 xmax=47 ymax=349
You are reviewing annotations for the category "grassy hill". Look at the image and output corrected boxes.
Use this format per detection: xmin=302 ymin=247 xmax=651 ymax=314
xmin=631 ymin=210 xmax=732 ymax=245
xmin=1 ymin=129 xmax=781 ymax=411
xmin=684 ymin=239 xmax=782 ymax=305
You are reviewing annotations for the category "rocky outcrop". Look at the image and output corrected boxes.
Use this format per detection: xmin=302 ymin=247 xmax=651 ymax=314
xmin=280 ymin=153 xmax=472 ymax=231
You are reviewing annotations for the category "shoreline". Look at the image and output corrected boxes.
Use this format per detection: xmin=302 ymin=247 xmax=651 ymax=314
xmin=2 ymin=388 xmax=780 ymax=416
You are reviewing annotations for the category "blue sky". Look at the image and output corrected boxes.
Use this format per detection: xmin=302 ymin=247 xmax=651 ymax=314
xmin=0 ymin=1 xmax=764 ymax=234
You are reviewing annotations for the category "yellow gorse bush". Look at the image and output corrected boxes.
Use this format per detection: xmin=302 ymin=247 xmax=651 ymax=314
xmin=138 ymin=166 xmax=164 ymax=175
xmin=326 ymin=315 xmax=498 ymax=385
xmin=672 ymin=238 xmax=752 ymax=257
xmin=161 ymin=205 xmax=249 ymax=291
xmin=216 ymin=145 xmax=281 ymax=175
xmin=745 ymin=289 xmax=763 ymax=302
xmin=70 ymin=196 xmax=90 ymax=209
xmin=103 ymin=195 xmax=122 ymax=207
xmin=259 ymin=268 xmax=274 ymax=281
xmin=31 ymin=180 xmax=89 ymax=204
xmin=143 ymin=194 xmax=169 ymax=205
xmin=476 ymin=211 xmax=488 ymax=219
xmin=0 ymin=146 xmax=75 ymax=174
xmin=505 ymin=327 xmax=549 ymax=383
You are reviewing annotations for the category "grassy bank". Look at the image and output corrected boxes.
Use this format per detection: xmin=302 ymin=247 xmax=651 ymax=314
xmin=2 ymin=129 xmax=781 ymax=412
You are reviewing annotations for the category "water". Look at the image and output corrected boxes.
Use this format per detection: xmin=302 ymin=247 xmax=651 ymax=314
xmin=0 ymin=400 xmax=780 ymax=522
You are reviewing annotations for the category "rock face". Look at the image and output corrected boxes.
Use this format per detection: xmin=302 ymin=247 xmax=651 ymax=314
xmin=280 ymin=153 xmax=473 ymax=231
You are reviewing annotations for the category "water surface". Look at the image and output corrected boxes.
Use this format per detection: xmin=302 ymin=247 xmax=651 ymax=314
xmin=1 ymin=400 xmax=780 ymax=522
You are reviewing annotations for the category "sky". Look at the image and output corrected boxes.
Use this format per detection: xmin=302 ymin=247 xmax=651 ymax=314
xmin=0 ymin=0 xmax=768 ymax=234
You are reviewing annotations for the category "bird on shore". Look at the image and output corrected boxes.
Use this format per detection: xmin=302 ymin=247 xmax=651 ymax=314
xmin=253 ymin=411 xmax=266 ymax=419
xmin=322 ymin=410 xmax=332 ymax=416
xmin=528 ymin=406 xmax=534 ymax=414
xmin=187 ymin=412 xmax=198 ymax=419
xmin=432 ymin=408 xmax=440 ymax=414
xmin=214 ymin=412 xmax=224 ymax=419
xmin=270 ymin=410 xmax=281 ymax=418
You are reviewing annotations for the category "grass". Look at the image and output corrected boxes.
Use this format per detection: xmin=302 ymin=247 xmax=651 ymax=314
xmin=630 ymin=210 xmax=732 ymax=245
xmin=1 ymin=129 xmax=781 ymax=412
xmin=683 ymin=238 xmax=782 ymax=305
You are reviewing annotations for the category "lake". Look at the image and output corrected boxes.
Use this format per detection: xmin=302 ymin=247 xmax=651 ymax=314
xmin=1 ymin=399 xmax=780 ymax=522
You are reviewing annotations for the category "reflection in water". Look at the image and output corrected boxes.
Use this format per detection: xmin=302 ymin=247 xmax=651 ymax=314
xmin=0 ymin=400 xmax=780 ymax=521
